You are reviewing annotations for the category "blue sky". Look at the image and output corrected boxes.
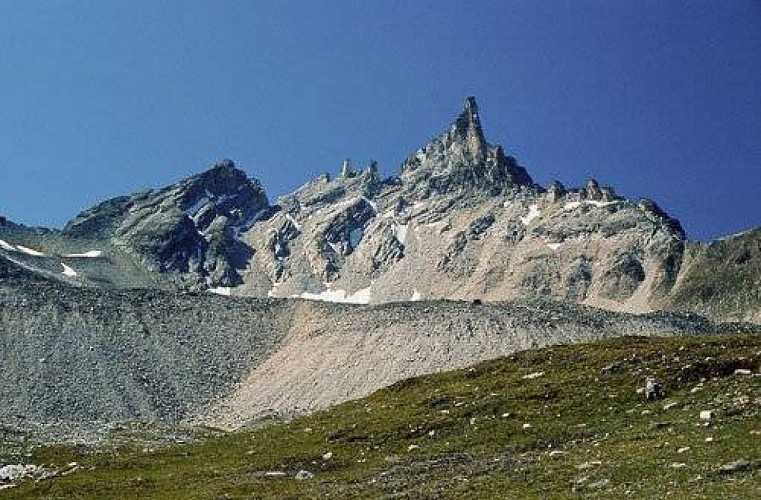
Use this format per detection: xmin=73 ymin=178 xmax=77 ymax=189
xmin=0 ymin=1 xmax=759 ymax=241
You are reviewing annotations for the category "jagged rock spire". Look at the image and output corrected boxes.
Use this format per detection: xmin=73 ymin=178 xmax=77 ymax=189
xmin=400 ymin=97 xmax=533 ymax=197
xmin=451 ymin=96 xmax=487 ymax=161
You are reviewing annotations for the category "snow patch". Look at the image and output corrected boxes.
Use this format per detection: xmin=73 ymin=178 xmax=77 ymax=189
xmin=0 ymin=238 xmax=14 ymax=251
xmin=394 ymin=224 xmax=409 ymax=245
xmin=563 ymin=200 xmax=618 ymax=211
xmin=60 ymin=263 xmax=77 ymax=277
xmin=285 ymin=214 xmax=302 ymax=230
xmin=362 ymin=196 xmax=378 ymax=213
xmin=185 ymin=196 xmax=210 ymax=216
xmin=382 ymin=210 xmax=395 ymax=219
xmin=233 ymin=207 xmax=270 ymax=236
xmin=410 ymin=289 xmax=422 ymax=301
xmin=208 ymin=286 xmax=231 ymax=296
xmin=300 ymin=286 xmax=372 ymax=304
xmin=717 ymin=228 xmax=754 ymax=241
xmin=546 ymin=242 xmax=563 ymax=251
xmin=267 ymin=282 xmax=283 ymax=298
xmin=15 ymin=245 xmax=45 ymax=256
xmin=63 ymin=250 xmax=102 ymax=258
xmin=519 ymin=204 xmax=541 ymax=225
xmin=586 ymin=200 xmax=618 ymax=208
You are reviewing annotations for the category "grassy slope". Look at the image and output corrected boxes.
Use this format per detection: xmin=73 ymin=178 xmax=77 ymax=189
xmin=6 ymin=334 xmax=760 ymax=499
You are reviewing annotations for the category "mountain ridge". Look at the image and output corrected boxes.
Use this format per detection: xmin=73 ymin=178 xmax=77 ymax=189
xmin=1 ymin=97 xmax=759 ymax=323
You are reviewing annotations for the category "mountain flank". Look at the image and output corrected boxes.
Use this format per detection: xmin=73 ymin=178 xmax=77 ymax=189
xmin=4 ymin=334 xmax=759 ymax=498
xmin=0 ymin=97 xmax=759 ymax=436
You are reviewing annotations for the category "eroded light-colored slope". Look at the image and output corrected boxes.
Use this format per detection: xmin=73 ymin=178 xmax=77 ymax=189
xmin=196 ymin=300 xmax=706 ymax=430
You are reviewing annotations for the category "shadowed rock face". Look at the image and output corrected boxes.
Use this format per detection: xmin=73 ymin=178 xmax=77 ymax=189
xmin=0 ymin=98 xmax=758 ymax=322
xmin=662 ymin=228 xmax=761 ymax=324
xmin=62 ymin=159 xmax=269 ymax=287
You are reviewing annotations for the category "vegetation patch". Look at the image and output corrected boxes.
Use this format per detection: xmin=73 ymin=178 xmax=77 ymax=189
xmin=3 ymin=334 xmax=759 ymax=499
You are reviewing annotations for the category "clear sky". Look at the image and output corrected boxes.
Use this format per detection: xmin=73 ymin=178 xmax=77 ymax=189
xmin=0 ymin=1 xmax=759 ymax=241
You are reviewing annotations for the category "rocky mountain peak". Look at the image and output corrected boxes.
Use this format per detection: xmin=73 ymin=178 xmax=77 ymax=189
xmin=452 ymin=96 xmax=487 ymax=161
xmin=399 ymin=97 xmax=533 ymax=198
xmin=60 ymin=159 xmax=271 ymax=288
xmin=183 ymin=159 xmax=262 ymax=199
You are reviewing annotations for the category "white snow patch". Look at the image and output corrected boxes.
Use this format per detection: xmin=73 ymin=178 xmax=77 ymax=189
xmin=503 ymin=200 xmax=511 ymax=208
xmin=382 ymin=210 xmax=395 ymax=219
xmin=394 ymin=224 xmax=409 ymax=245
xmin=285 ymin=214 xmax=302 ymax=230
xmin=586 ymin=200 xmax=618 ymax=208
xmin=0 ymin=239 xmax=14 ymax=251
xmin=522 ymin=371 xmax=545 ymax=380
xmin=546 ymin=242 xmax=563 ymax=251
xmin=718 ymin=228 xmax=753 ymax=241
xmin=15 ymin=245 xmax=45 ymax=256
xmin=519 ymin=204 xmax=541 ymax=225
xmin=300 ymin=286 xmax=372 ymax=304
xmin=60 ymin=263 xmax=77 ymax=277
xmin=63 ymin=250 xmax=102 ymax=258
xmin=208 ymin=286 xmax=231 ymax=296
xmin=362 ymin=196 xmax=379 ymax=213
xmin=185 ymin=196 xmax=210 ymax=216
xmin=410 ymin=289 xmax=422 ymax=301
xmin=563 ymin=200 xmax=619 ymax=211
xmin=328 ymin=242 xmax=342 ymax=255
xmin=233 ymin=207 xmax=270 ymax=237
xmin=267 ymin=282 xmax=283 ymax=298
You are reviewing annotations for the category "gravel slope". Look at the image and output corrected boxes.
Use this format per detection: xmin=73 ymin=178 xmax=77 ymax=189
xmin=1 ymin=255 xmax=751 ymax=432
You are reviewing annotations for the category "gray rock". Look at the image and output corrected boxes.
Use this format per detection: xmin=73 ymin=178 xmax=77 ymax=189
xmin=718 ymin=460 xmax=750 ymax=474
xmin=295 ymin=470 xmax=314 ymax=480
xmin=645 ymin=377 xmax=663 ymax=400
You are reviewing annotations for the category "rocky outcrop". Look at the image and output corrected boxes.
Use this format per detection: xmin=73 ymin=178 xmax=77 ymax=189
xmin=663 ymin=228 xmax=761 ymax=324
xmin=399 ymin=96 xmax=533 ymax=198
xmin=63 ymin=159 xmax=269 ymax=288
xmin=235 ymin=98 xmax=693 ymax=315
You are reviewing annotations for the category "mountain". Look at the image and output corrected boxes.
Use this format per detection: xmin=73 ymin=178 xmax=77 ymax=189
xmin=2 ymin=97 xmax=756 ymax=323
xmin=0 ymin=97 xmax=759 ymax=436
